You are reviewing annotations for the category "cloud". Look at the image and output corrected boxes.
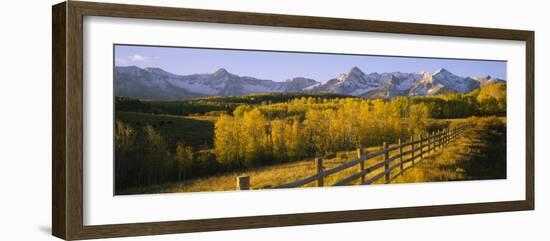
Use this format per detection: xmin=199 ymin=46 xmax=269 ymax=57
xmin=128 ymin=54 xmax=148 ymax=62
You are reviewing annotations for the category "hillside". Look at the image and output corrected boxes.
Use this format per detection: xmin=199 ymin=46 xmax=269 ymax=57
xmin=115 ymin=83 xmax=506 ymax=117
xmin=115 ymin=92 xmax=357 ymax=116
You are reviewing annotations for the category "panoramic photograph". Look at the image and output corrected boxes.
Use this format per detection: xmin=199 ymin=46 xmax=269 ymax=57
xmin=113 ymin=44 xmax=507 ymax=195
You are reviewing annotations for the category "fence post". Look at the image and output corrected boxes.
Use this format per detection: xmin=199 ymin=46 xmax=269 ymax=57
xmin=383 ymin=142 xmax=390 ymax=183
xmin=398 ymin=138 xmax=403 ymax=171
xmin=440 ymin=129 xmax=444 ymax=146
xmin=442 ymin=129 xmax=445 ymax=146
xmin=436 ymin=130 xmax=440 ymax=149
xmin=419 ymin=134 xmax=423 ymax=159
xmin=454 ymin=127 xmax=458 ymax=141
xmin=445 ymin=128 xmax=449 ymax=145
xmin=236 ymin=175 xmax=250 ymax=190
xmin=410 ymin=135 xmax=415 ymax=165
xmin=449 ymin=127 xmax=455 ymax=142
xmin=316 ymin=157 xmax=324 ymax=187
xmin=452 ymin=127 xmax=454 ymax=142
xmin=455 ymin=127 xmax=460 ymax=139
xmin=430 ymin=131 xmax=435 ymax=153
xmin=436 ymin=131 xmax=439 ymax=147
xmin=426 ymin=132 xmax=432 ymax=154
xmin=357 ymin=147 xmax=365 ymax=184
xmin=451 ymin=127 xmax=454 ymax=141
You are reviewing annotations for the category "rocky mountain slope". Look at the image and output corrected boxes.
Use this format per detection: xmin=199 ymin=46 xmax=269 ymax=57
xmin=115 ymin=66 xmax=505 ymax=100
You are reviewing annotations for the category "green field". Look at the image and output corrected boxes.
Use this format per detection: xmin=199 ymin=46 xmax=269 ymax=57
xmin=115 ymin=111 xmax=217 ymax=149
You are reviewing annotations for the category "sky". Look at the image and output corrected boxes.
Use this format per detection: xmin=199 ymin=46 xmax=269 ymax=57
xmin=115 ymin=44 xmax=507 ymax=82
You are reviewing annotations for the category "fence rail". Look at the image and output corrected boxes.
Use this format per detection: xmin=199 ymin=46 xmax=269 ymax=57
xmin=236 ymin=125 xmax=469 ymax=190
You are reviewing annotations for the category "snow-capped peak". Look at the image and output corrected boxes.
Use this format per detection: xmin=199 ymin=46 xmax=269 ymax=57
xmin=115 ymin=66 xmax=504 ymax=100
xmin=337 ymin=74 xmax=348 ymax=81
xmin=418 ymin=68 xmax=480 ymax=94
xmin=312 ymin=66 xmax=386 ymax=95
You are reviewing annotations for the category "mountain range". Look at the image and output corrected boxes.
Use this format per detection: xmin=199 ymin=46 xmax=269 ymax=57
xmin=115 ymin=66 xmax=505 ymax=100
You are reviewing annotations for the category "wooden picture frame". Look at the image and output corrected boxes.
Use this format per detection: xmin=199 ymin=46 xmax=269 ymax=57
xmin=52 ymin=1 xmax=534 ymax=240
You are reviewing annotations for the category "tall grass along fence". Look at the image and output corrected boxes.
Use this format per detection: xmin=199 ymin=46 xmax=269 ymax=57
xmin=236 ymin=125 xmax=469 ymax=190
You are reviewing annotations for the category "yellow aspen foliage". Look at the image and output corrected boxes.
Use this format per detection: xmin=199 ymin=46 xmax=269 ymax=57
xmin=242 ymin=109 xmax=270 ymax=167
xmin=270 ymin=119 xmax=287 ymax=163
xmin=215 ymin=97 xmax=424 ymax=166
xmin=408 ymin=103 xmax=430 ymax=135
xmin=214 ymin=114 xmax=243 ymax=167
xmin=476 ymin=83 xmax=506 ymax=115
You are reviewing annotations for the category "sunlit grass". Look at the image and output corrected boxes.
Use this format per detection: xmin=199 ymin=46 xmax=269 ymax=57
xmin=136 ymin=141 xmax=439 ymax=194
xmin=393 ymin=116 xmax=506 ymax=183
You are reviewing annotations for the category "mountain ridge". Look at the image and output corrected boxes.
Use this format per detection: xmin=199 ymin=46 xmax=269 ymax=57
xmin=115 ymin=65 xmax=505 ymax=100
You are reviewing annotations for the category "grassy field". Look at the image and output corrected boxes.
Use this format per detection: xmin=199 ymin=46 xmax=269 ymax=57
xmin=114 ymin=85 xmax=507 ymax=194
xmin=120 ymin=145 xmax=387 ymax=194
xmin=115 ymin=111 xmax=217 ymax=149
xmin=118 ymin=117 xmax=505 ymax=194
xmin=394 ymin=116 xmax=506 ymax=183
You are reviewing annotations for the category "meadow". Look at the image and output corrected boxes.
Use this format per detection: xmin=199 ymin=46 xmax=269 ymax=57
xmin=118 ymin=117 xmax=505 ymax=194
xmin=114 ymin=83 xmax=506 ymax=194
xmin=115 ymin=111 xmax=217 ymax=149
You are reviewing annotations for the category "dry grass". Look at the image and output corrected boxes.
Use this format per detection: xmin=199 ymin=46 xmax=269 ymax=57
xmin=393 ymin=116 xmax=506 ymax=183
xmin=125 ymin=146 xmax=379 ymax=194
xmin=146 ymin=141 xmax=439 ymax=194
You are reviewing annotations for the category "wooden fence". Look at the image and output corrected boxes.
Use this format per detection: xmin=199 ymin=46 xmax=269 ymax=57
xmin=236 ymin=125 xmax=469 ymax=190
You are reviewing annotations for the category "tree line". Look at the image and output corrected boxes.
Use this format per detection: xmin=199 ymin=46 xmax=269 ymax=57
xmin=214 ymin=83 xmax=506 ymax=168
xmin=214 ymin=98 xmax=428 ymax=168
xmin=114 ymin=120 xmax=221 ymax=193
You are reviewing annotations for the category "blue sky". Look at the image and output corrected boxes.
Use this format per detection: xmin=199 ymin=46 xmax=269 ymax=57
xmin=115 ymin=44 xmax=507 ymax=82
